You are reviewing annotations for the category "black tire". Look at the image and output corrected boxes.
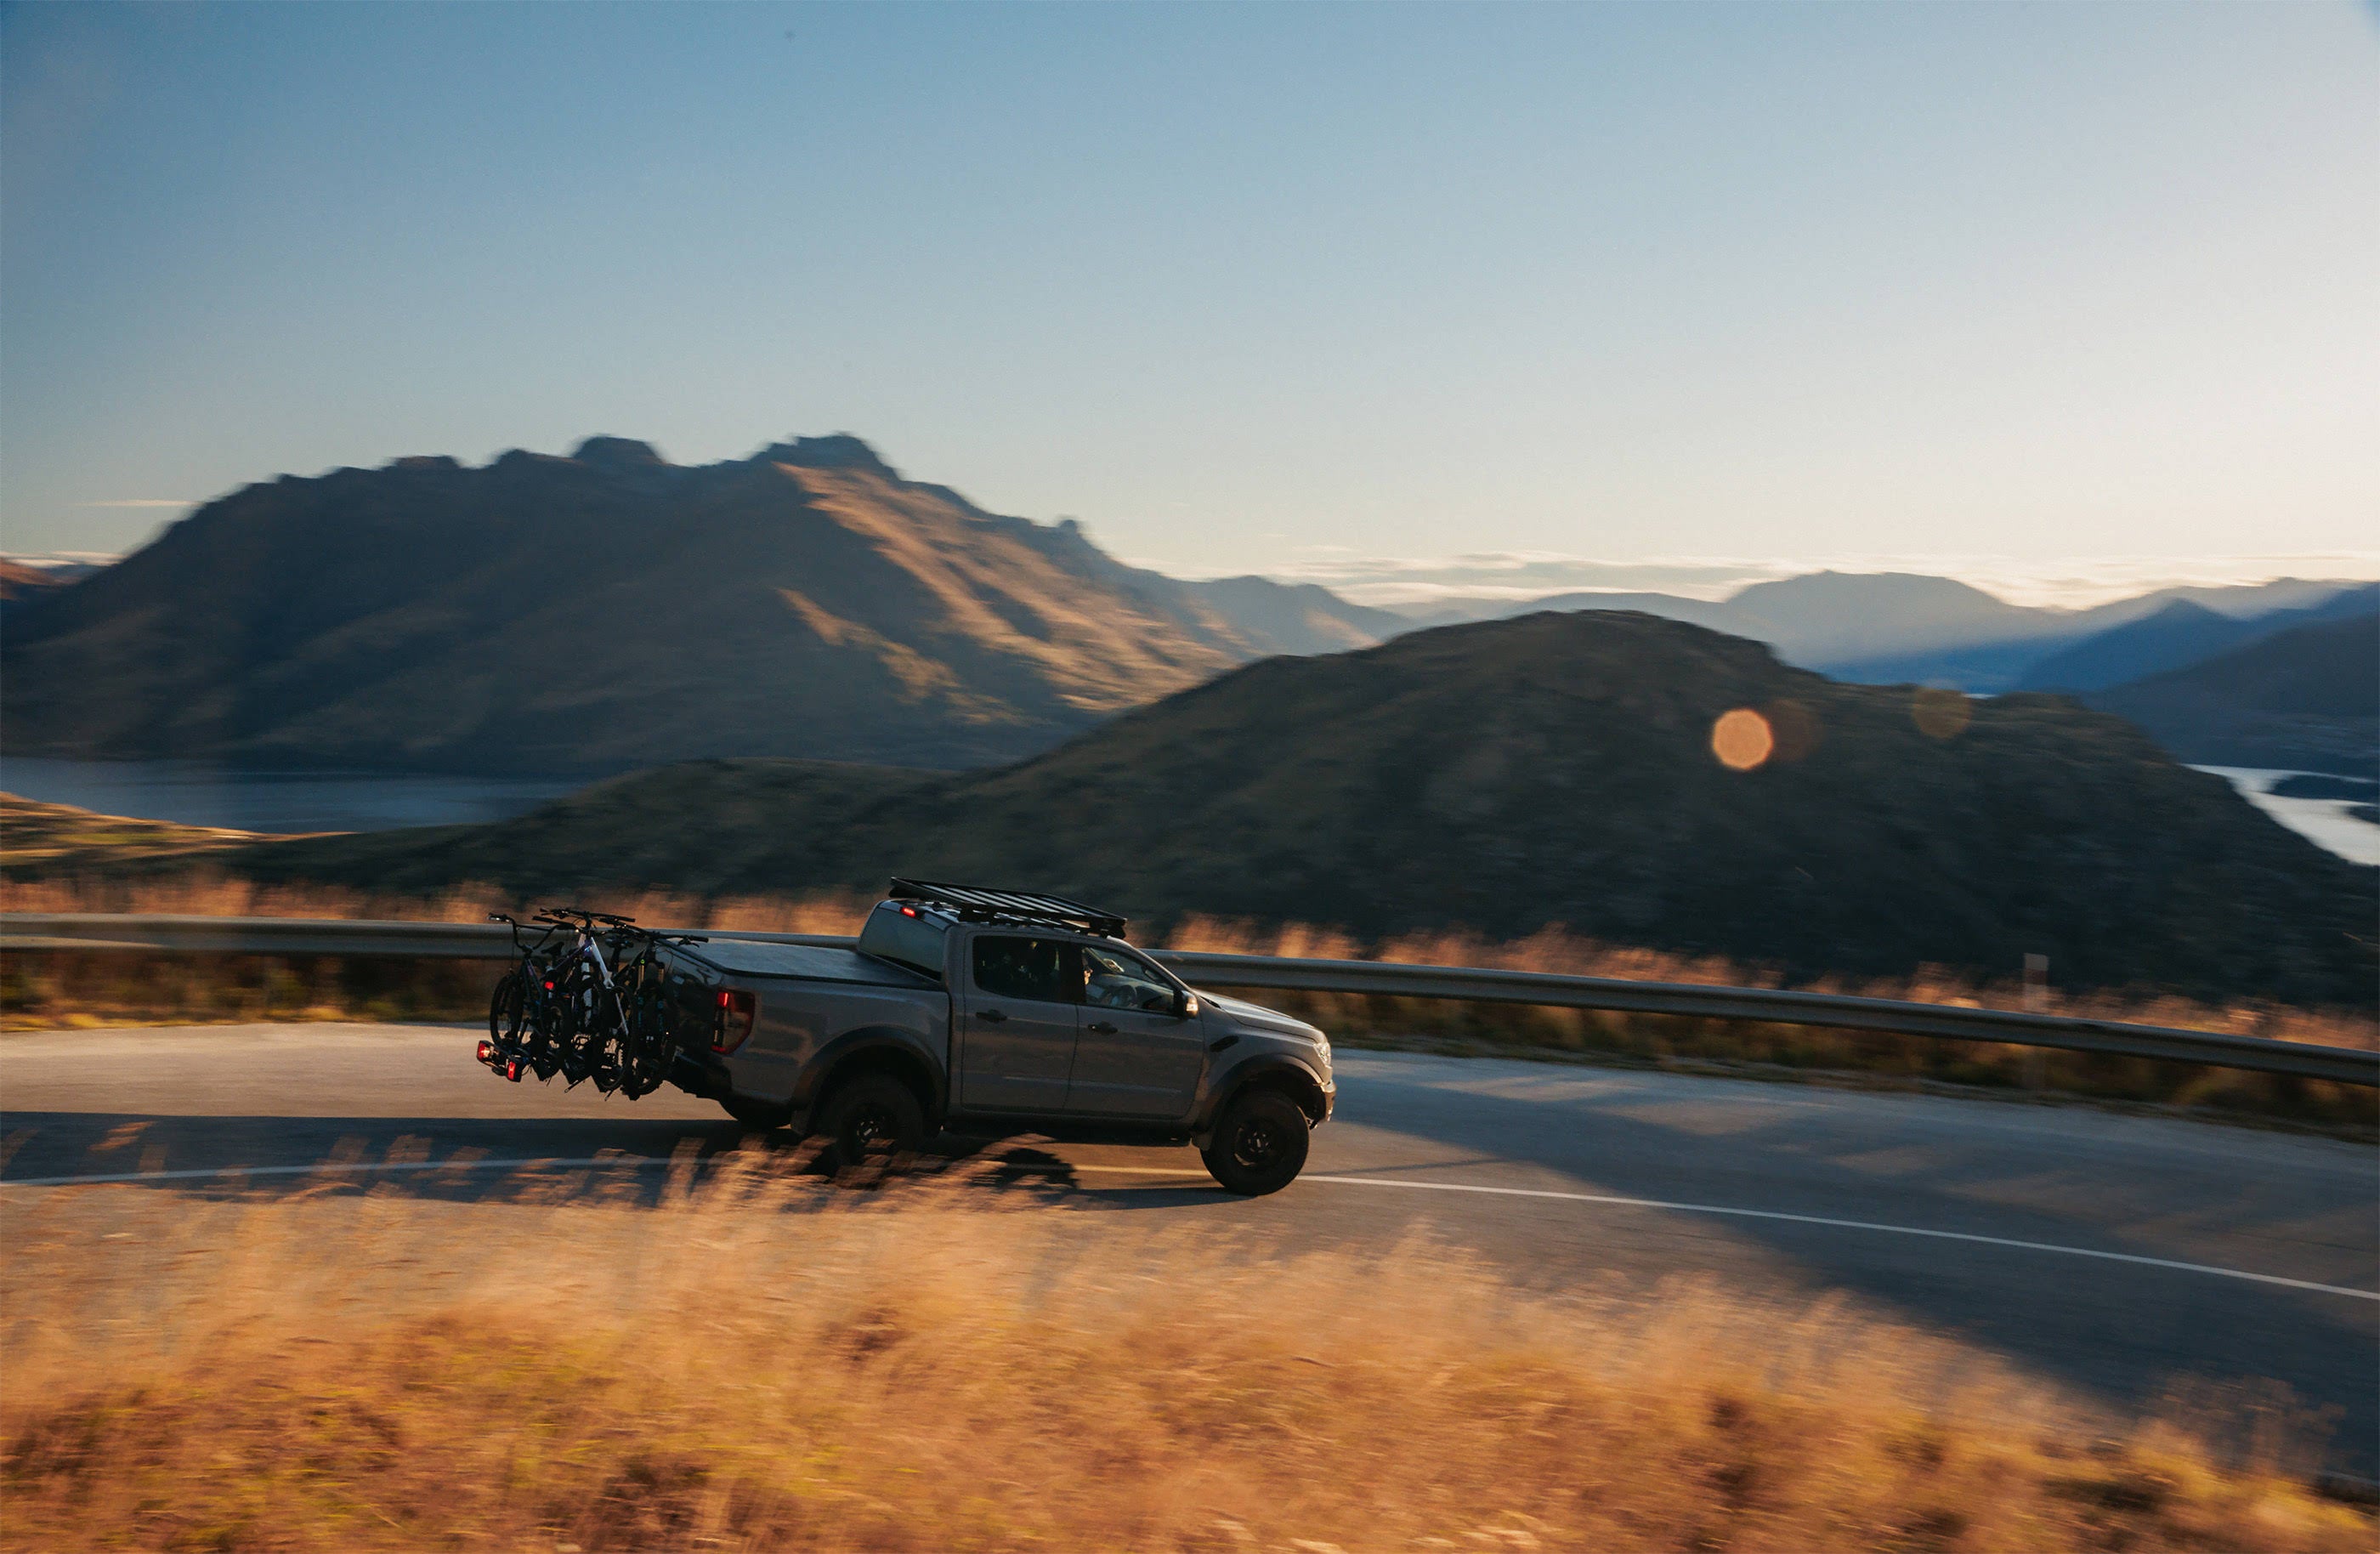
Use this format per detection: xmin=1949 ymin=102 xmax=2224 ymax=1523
xmin=719 ymin=1094 xmax=793 ymax=1131
xmin=489 ymin=970 xmax=524 ymax=1046
xmin=1201 ymin=1089 xmax=1311 ymax=1196
xmin=814 ymin=1073 xmax=926 ymax=1180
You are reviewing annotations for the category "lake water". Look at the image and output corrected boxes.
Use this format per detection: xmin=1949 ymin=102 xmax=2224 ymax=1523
xmin=0 ymin=757 xmax=581 ymax=835
xmin=2193 ymin=766 xmax=2380 ymax=867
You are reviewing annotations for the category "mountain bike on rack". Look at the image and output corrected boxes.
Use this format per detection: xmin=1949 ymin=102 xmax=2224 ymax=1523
xmin=484 ymin=911 xmax=572 ymax=1081
xmin=484 ymin=908 xmax=617 ymax=1086
xmin=481 ymin=909 xmax=706 ymax=1097
xmin=604 ymin=922 xmax=708 ymax=1098
xmin=547 ymin=909 xmax=630 ymax=1090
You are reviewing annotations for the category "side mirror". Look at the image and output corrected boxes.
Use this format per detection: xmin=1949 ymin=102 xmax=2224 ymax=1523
xmin=1175 ymin=991 xmax=1198 ymax=1019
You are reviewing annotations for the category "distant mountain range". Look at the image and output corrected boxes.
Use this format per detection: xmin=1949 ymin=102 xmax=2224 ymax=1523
xmin=2014 ymin=585 xmax=2380 ymax=695
xmin=121 ymin=611 xmax=2377 ymax=1007
xmin=1394 ymin=573 xmax=2377 ymax=695
xmin=2 ymin=436 xmax=1403 ymax=774
xmin=1367 ymin=574 xmax=2377 ymax=774
xmin=0 ymin=557 xmax=105 ymax=614
xmin=5 ymin=433 xmax=2370 ymax=776
xmin=2084 ymin=614 xmax=2379 ymax=777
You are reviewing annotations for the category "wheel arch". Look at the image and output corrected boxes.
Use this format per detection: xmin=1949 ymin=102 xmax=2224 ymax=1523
xmin=796 ymin=1028 xmax=947 ymax=1126
xmin=1208 ymin=1055 xmax=1329 ymax=1128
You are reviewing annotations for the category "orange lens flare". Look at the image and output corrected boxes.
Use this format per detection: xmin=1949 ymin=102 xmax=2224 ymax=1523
xmin=1710 ymin=707 xmax=1774 ymax=771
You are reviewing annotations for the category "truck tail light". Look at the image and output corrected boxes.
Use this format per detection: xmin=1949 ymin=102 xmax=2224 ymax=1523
xmin=713 ymin=989 xmax=757 ymax=1053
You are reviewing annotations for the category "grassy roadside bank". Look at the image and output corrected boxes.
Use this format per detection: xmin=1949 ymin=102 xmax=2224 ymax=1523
xmin=4 ymin=877 xmax=2373 ymax=1127
xmin=3 ymin=1157 xmax=2368 ymax=1553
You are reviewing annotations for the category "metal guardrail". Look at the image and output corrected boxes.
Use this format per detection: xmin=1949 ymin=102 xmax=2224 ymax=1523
xmin=1148 ymin=952 xmax=2380 ymax=1086
xmin=6 ymin=913 xmax=2375 ymax=1086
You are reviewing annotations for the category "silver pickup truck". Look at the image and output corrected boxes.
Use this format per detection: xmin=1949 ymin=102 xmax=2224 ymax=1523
xmin=658 ymin=880 xmax=1334 ymax=1194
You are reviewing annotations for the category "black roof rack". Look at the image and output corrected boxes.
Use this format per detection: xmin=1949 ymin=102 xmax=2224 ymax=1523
xmin=887 ymin=878 xmax=1126 ymax=939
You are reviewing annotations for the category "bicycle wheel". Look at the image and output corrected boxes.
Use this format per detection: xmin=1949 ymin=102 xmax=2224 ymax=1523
xmin=554 ymin=978 xmax=595 ymax=1085
xmin=519 ymin=967 xmax=564 ymax=1079
xmin=488 ymin=969 xmax=526 ymax=1050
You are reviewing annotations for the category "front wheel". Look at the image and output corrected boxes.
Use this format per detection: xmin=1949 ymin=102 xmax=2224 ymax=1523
xmin=1201 ymin=1090 xmax=1311 ymax=1196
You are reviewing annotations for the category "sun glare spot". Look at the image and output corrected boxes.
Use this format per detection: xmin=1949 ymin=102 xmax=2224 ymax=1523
xmin=1711 ymin=708 xmax=1773 ymax=771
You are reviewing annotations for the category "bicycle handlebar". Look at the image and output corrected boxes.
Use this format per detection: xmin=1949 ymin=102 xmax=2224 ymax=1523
xmin=529 ymin=906 xmax=638 ymax=928
xmin=502 ymin=908 xmax=707 ymax=953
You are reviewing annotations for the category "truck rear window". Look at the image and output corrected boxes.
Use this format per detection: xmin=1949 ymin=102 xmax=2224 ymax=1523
xmin=857 ymin=903 xmax=949 ymax=981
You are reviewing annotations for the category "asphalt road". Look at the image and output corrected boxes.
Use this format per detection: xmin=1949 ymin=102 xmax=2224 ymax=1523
xmin=5 ymin=1023 xmax=2375 ymax=1476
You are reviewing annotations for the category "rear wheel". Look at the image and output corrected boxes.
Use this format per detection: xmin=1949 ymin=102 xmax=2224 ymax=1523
xmin=1201 ymin=1089 xmax=1310 ymax=1196
xmin=815 ymin=1074 xmax=925 ymax=1181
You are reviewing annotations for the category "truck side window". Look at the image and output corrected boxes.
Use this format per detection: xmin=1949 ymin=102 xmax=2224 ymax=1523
xmin=1081 ymin=944 xmax=1177 ymax=1012
xmin=972 ymin=936 xmax=1076 ymax=1005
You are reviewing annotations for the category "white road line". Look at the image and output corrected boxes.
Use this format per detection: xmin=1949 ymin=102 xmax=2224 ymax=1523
xmin=1061 ymin=1164 xmax=2380 ymax=1302
xmin=6 ymin=1154 xmax=2372 ymax=1303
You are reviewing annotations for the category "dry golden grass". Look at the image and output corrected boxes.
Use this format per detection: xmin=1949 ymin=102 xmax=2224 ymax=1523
xmin=3 ymin=1155 xmax=2367 ymax=1553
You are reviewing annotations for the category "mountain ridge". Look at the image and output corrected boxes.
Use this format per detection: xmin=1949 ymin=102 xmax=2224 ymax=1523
xmin=169 ymin=610 xmax=2376 ymax=1007
xmin=1382 ymin=573 xmax=2375 ymax=691
xmin=12 ymin=432 xmax=2372 ymax=774
xmin=0 ymin=436 xmax=1295 ymax=774
xmin=2084 ymin=613 xmax=2379 ymax=777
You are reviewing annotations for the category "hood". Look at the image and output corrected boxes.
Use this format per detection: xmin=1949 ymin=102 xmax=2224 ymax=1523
xmin=1198 ymin=990 xmax=1321 ymax=1040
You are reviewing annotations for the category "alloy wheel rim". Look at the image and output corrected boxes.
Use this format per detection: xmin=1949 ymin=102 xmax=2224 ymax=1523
xmin=848 ymin=1104 xmax=898 ymax=1153
xmin=1232 ymin=1120 xmax=1282 ymax=1169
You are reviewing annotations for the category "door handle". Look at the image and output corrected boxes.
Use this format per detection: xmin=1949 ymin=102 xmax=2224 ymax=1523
xmin=1086 ymin=1021 xmax=1118 ymax=1035
xmin=977 ymin=1008 xmax=1007 ymax=1024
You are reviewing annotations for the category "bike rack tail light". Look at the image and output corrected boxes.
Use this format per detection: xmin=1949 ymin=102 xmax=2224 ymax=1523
xmin=713 ymin=989 xmax=758 ymax=1053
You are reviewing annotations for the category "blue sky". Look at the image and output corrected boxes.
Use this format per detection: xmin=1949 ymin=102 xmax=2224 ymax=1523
xmin=4 ymin=2 xmax=2373 ymax=604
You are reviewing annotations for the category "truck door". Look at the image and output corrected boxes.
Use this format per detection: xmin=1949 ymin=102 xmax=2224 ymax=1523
xmin=1067 ymin=943 xmax=1205 ymax=1118
xmin=957 ymin=933 xmax=1080 ymax=1113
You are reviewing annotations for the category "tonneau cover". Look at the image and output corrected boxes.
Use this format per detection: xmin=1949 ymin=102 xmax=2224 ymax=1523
xmin=671 ymin=939 xmax=940 ymax=988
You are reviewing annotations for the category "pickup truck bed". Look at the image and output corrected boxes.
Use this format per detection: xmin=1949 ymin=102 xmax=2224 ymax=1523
xmin=668 ymin=939 xmax=938 ymax=989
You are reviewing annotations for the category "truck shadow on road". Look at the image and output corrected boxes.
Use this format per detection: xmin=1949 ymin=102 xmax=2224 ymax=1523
xmin=0 ymin=1110 xmax=1228 ymax=1211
